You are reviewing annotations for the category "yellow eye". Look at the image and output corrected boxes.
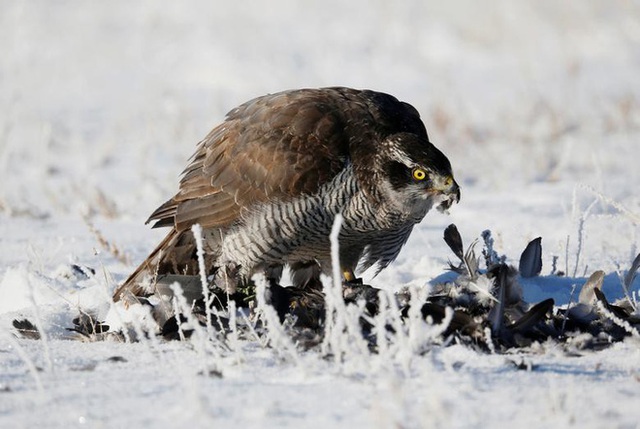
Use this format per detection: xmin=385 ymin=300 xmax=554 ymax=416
xmin=412 ymin=168 xmax=427 ymax=181
xmin=444 ymin=176 xmax=453 ymax=187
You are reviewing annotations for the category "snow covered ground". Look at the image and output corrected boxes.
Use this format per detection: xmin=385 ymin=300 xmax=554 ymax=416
xmin=1 ymin=1 xmax=639 ymax=428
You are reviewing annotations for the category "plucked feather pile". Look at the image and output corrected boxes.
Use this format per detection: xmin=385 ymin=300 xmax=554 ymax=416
xmin=18 ymin=224 xmax=638 ymax=354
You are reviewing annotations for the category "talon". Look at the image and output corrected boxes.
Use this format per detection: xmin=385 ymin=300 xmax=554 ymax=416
xmin=343 ymin=269 xmax=357 ymax=282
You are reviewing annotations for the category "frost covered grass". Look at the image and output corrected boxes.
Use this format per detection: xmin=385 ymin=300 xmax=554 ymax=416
xmin=1 ymin=217 xmax=639 ymax=429
xmin=1 ymin=1 xmax=640 ymax=428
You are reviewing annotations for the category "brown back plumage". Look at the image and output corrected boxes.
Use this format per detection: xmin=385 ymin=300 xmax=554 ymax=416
xmin=149 ymin=88 xmax=357 ymax=232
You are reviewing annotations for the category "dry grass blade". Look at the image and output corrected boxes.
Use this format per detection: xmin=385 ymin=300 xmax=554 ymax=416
xmin=624 ymin=253 xmax=640 ymax=292
xmin=83 ymin=215 xmax=130 ymax=265
xmin=582 ymin=184 xmax=640 ymax=225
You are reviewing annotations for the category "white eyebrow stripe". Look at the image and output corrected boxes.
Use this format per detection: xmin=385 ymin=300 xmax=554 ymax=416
xmin=389 ymin=146 xmax=415 ymax=168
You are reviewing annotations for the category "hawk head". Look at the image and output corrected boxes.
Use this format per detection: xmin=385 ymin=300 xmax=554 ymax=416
xmin=375 ymin=132 xmax=460 ymax=221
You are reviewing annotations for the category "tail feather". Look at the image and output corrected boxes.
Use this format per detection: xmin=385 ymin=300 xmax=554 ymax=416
xmin=113 ymin=228 xmax=213 ymax=301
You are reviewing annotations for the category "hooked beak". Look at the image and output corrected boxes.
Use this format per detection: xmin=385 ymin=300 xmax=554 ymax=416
xmin=434 ymin=175 xmax=460 ymax=212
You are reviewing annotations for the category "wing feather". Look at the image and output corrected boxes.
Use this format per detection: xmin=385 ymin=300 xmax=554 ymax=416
xmin=147 ymin=88 xmax=359 ymax=232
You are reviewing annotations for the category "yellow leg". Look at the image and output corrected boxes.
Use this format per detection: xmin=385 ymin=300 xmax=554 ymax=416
xmin=343 ymin=269 xmax=356 ymax=282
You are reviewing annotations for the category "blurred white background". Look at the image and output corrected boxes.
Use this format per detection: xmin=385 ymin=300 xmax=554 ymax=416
xmin=1 ymin=7 xmax=640 ymax=428
xmin=1 ymin=0 xmax=638 ymax=221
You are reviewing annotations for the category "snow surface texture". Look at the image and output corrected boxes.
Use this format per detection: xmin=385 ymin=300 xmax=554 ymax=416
xmin=1 ymin=1 xmax=640 ymax=428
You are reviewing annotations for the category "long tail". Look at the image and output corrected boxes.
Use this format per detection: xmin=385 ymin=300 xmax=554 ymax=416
xmin=113 ymin=228 xmax=207 ymax=301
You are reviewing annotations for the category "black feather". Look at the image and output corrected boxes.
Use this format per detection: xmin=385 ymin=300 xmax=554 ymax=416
xmin=12 ymin=319 xmax=40 ymax=340
xmin=519 ymin=237 xmax=542 ymax=278
xmin=509 ymin=298 xmax=554 ymax=333
xmin=444 ymin=224 xmax=464 ymax=262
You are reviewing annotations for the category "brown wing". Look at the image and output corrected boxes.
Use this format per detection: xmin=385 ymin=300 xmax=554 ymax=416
xmin=147 ymin=88 xmax=359 ymax=232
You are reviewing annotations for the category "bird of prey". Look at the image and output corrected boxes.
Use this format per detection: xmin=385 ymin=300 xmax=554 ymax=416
xmin=113 ymin=87 xmax=459 ymax=302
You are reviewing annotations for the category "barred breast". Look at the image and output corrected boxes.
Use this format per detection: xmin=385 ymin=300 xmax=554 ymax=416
xmin=208 ymin=164 xmax=421 ymax=286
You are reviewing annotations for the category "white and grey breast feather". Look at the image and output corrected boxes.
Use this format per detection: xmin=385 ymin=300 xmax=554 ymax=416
xmin=213 ymin=163 xmax=425 ymax=278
